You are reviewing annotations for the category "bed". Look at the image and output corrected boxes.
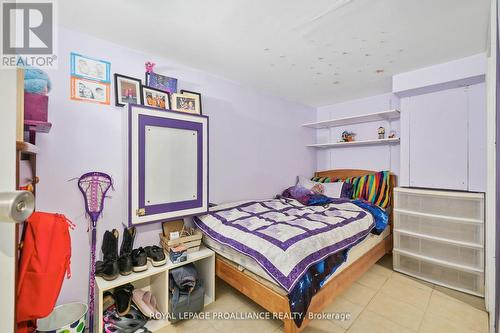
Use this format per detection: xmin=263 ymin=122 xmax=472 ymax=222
xmin=195 ymin=169 xmax=395 ymax=333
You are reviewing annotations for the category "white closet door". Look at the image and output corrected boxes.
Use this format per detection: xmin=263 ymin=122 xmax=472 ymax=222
xmin=409 ymin=87 xmax=468 ymax=190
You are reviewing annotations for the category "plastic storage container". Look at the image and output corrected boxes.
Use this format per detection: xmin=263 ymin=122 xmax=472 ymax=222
xmin=394 ymin=188 xmax=484 ymax=220
xmin=394 ymin=210 xmax=483 ymax=245
xmin=393 ymin=250 xmax=484 ymax=296
xmin=394 ymin=231 xmax=484 ymax=269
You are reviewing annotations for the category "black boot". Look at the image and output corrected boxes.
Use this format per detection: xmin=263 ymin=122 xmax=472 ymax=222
xmin=118 ymin=227 xmax=136 ymax=276
xmin=96 ymin=229 xmax=119 ymax=281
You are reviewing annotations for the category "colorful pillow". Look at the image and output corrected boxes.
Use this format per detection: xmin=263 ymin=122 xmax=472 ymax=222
xmin=343 ymin=171 xmax=391 ymax=208
xmin=310 ymin=176 xmax=337 ymax=183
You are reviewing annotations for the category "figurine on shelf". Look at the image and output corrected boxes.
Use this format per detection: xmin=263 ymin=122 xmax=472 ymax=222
xmin=145 ymin=61 xmax=156 ymax=73
xmin=388 ymin=130 xmax=396 ymax=139
xmin=341 ymin=130 xmax=356 ymax=142
xmin=378 ymin=126 xmax=386 ymax=139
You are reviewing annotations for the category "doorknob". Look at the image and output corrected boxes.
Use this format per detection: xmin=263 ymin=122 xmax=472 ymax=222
xmin=0 ymin=191 xmax=34 ymax=224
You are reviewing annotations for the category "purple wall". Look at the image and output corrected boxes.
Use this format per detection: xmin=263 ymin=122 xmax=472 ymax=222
xmin=37 ymin=28 xmax=316 ymax=305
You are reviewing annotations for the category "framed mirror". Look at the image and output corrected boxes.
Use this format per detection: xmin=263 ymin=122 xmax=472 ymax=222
xmin=128 ymin=104 xmax=208 ymax=225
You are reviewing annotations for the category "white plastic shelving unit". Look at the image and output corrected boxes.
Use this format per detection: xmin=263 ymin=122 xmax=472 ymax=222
xmin=393 ymin=187 xmax=485 ymax=296
xmin=95 ymin=247 xmax=215 ymax=333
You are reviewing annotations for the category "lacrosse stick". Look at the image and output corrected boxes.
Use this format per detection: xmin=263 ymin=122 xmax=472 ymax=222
xmin=77 ymin=172 xmax=113 ymax=333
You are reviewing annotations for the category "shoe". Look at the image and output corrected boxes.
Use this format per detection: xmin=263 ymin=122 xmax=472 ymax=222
xmin=118 ymin=254 xmax=133 ymax=276
xmin=103 ymin=291 xmax=115 ymax=310
xmin=96 ymin=229 xmax=119 ymax=280
xmin=131 ymin=247 xmax=148 ymax=272
xmin=114 ymin=283 xmax=134 ymax=316
xmin=118 ymin=227 xmax=136 ymax=276
xmin=120 ymin=226 xmax=136 ymax=256
xmin=144 ymin=246 xmax=166 ymax=267
xmin=132 ymin=289 xmax=161 ymax=319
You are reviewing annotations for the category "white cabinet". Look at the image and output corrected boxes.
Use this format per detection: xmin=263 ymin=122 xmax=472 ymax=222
xmin=407 ymin=87 xmax=468 ymax=190
xmin=393 ymin=187 xmax=484 ymax=296
xmin=400 ymin=83 xmax=486 ymax=192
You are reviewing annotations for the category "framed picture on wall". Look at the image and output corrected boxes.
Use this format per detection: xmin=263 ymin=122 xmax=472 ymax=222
xmin=145 ymin=72 xmax=177 ymax=94
xmin=70 ymin=77 xmax=110 ymax=104
xmin=171 ymin=93 xmax=201 ymax=115
xmin=180 ymin=90 xmax=202 ymax=114
xmin=114 ymin=74 xmax=142 ymax=107
xmin=142 ymin=86 xmax=171 ymax=110
xmin=70 ymin=52 xmax=111 ymax=83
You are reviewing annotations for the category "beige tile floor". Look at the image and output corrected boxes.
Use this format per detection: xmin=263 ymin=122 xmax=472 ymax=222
xmin=157 ymin=255 xmax=489 ymax=333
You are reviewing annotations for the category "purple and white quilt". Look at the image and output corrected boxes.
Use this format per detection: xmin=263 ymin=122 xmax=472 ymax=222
xmin=193 ymin=198 xmax=375 ymax=292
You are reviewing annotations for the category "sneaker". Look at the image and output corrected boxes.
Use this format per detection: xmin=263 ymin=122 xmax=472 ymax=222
xmin=131 ymin=247 xmax=148 ymax=272
xmin=144 ymin=246 xmax=166 ymax=267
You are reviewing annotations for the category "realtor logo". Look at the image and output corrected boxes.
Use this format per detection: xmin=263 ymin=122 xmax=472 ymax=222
xmin=1 ymin=0 xmax=57 ymax=68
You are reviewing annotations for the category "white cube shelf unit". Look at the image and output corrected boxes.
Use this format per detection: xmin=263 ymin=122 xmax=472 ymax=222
xmin=393 ymin=187 xmax=485 ymax=296
xmin=95 ymin=247 xmax=215 ymax=333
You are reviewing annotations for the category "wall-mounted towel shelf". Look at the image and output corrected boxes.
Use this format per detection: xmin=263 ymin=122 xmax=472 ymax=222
xmin=303 ymin=109 xmax=400 ymax=129
xmin=307 ymin=137 xmax=400 ymax=149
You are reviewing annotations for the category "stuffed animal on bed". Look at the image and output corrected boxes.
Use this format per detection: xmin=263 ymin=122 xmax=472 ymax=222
xmin=24 ymin=67 xmax=51 ymax=95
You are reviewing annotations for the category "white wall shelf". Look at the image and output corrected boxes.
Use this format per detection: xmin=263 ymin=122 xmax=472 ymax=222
xmin=307 ymin=137 xmax=400 ymax=149
xmin=303 ymin=109 xmax=400 ymax=129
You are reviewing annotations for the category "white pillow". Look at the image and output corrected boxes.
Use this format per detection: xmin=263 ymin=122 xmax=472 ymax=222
xmin=297 ymin=176 xmax=345 ymax=198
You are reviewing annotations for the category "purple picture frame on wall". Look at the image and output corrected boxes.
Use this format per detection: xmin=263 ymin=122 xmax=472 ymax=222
xmin=128 ymin=104 xmax=209 ymax=226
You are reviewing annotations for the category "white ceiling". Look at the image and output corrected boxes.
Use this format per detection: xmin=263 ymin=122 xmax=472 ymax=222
xmin=58 ymin=0 xmax=490 ymax=107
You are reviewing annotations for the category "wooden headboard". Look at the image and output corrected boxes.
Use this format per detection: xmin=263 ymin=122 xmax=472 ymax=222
xmin=314 ymin=169 xmax=397 ymax=225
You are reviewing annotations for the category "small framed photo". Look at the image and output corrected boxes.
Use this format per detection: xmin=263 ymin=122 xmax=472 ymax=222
xmin=70 ymin=77 xmax=110 ymax=104
xmin=70 ymin=53 xmax=111 ymax=83
xmin=180 ymin=90 xmax=202 ymax=114
xmin=114 ymin=74 xmax=142 ymax=107
xmin=171 ymin=93 xmax=201 ymax=115
xmin=145 ymin=72 xmax=177 ymax=94
xmin=142 ymin=86 xmax=171 ymax=110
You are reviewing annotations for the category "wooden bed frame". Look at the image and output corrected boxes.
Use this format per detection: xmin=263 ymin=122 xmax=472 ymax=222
xmin=215 ymin=169 xmax=396 ymax=333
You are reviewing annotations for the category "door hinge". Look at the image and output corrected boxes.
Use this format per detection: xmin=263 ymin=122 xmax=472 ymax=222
xmin=136 ymin=208 xmax=146 ymax=217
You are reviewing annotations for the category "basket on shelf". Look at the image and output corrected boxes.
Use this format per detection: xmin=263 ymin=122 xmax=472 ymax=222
xmin=160 ymin=220 xmax=202 ymax=253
